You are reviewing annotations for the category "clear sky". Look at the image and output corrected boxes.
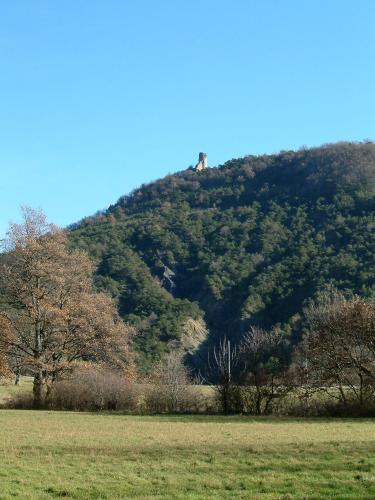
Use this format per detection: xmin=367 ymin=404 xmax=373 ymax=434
xmin=1 ymin=0 xmax=374 ymax=237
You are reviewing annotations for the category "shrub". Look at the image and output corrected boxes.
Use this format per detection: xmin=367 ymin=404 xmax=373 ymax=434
xmin=4 ymin=392 xmax=35 ymax=409
xmin=5 ymin=367 xmax=138 ymax=411
xmin=143 ymin=383 xmax=203 ymax=413
xmin=142 ymin=351 xmax=203 ymax=413
xmin=282 ymin=391 xmax=375 ymax=417
xmin=48 ymin=368 xmax=138 ymax=411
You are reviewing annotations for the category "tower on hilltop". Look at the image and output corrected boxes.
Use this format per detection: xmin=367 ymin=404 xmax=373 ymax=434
xmin=195 ymin=152 xmax=208 ymax=171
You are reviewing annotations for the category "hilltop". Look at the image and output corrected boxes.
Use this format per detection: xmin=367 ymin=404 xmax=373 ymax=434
xmin=69 ymin=141 xmax=375 ymax=371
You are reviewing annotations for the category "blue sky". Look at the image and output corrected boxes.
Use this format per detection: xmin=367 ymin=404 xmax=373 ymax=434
xmin=1 ymin=0 xmax=374 ymax=237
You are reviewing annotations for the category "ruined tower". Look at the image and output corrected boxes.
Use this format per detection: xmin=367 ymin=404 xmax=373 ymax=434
xmin=195 ymin=152 xmax=208 ymax=171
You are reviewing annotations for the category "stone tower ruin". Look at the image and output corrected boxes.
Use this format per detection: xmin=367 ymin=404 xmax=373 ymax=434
xmin=195 ymin=152 xmax=208 ymax=171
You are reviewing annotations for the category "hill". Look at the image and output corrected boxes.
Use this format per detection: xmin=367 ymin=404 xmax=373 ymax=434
xmin=69 ymin=141 xmax=375 ymax=371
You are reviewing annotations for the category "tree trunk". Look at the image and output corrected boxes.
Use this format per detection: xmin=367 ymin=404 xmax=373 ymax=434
xmin=14 ymin=370 xmax=20 ymax=385
xmin=338 ymin=383 xmax=347 ymax=408
xmin=359 ymin=372 xmax=364 ymax=407
xmin=256 ymin=386 xmax=262 ymax=415
xmin=33 ymin=314 xmax=43 ymax=409
xmin=33 ymin=370 xmax=43 ymax=409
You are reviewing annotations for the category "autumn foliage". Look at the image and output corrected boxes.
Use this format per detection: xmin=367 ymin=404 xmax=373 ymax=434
xmin=0 ymin=208 xmax=134 ymax=408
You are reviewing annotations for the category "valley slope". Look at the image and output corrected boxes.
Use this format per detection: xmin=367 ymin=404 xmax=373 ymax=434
xmin=69 ymin=141 xmax=375 ymax=371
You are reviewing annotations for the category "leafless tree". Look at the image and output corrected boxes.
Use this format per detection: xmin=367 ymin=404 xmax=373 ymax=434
xmin=145 ymin=350 xmax=199 ymax=412
xmin=209 ymin=337 xmax=240 ymax=413
xmin=240 ymin=326 xmax=292 ymax=415
xmin=304 ymin=287 xmax=375 ymax=409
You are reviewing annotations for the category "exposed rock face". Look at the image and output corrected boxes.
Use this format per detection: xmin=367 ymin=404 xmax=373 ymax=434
xmin=161 ymin=265 xmax=175 ymax=293
xmin=180 ymin=317 xmax=209 ymax=355
xmin=154 ymin=263 xmax=176 ymax=293
xmin=167 ymin=317 xmax=209 ymax=367
xmin=195 ymin=152 xmax=208 ymax=171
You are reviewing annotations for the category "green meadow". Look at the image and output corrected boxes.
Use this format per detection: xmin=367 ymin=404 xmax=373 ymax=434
xmin=0 ymin=410 xmax=374 ymax=499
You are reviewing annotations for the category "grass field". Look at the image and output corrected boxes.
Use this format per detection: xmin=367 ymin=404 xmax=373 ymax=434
xmin=0 ymin=411 xmax=374 ymax=499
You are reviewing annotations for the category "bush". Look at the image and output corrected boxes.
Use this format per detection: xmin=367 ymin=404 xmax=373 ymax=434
xmin=143 ymin=383 xmax=203 ymax=413
xmin=271 ymin=386 xmax=375 ymax=417
xmin=142 ymin=351 xmax=204 ymax=413
xmin=5 ymin=392 xmax=35 ymax=409
xmin=48 ymin=368 xmax=138 ymax=411
xmin=5 ymin=368 xmax=138 ymax=411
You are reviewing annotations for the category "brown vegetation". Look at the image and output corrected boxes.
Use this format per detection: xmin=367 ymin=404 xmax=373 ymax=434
xmin=144 ymin=351 xmax=202 ymax=413
xmin=302 ymin=288 xmax=375 ymax=411
xmin=0 ymin=208 xmax=134 ymax=408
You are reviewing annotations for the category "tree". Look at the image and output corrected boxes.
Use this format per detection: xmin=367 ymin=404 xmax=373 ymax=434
xmin=239 ymin=326 xmax=292 ymax=415
xmin=209 ymin=337 xmax=240 ymax=414
xmin=304 ymin=288 xmax=375 ymax=410
xmin=0 ymin=315 xmax=11 ymax=379
xmin=145 ymin=350 xmax=198 ymax=412
xmin=0 ymin=208 xmax=134 ymax=408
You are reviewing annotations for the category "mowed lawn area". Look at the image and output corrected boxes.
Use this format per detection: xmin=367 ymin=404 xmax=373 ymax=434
xmin=0 ymin=411 xmax=374 ymax=499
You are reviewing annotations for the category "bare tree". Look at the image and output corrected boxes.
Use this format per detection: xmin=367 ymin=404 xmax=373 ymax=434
xmin=304 ymin=288 xmax=375 ymax=410
xmin=0 ymin=207 xmax=134 ymax=408
xmin=209 ymin=337 xmax=240 ymax=414
xmin=240 ymin=326 xmax=292 ymax=415
xmin=145 ymin=350 xmax=198 ymax=412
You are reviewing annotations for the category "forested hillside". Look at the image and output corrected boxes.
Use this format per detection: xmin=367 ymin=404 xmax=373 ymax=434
xmin=69 ymin=142 xmax=375 ymax=371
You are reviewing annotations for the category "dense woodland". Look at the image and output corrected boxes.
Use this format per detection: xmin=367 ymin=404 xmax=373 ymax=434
xmin=68 ymin=141 xmax=375 ymax=372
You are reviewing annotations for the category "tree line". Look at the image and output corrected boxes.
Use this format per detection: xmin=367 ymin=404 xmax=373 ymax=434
xmin=211 ymin=288 xmax=375 ymax=416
